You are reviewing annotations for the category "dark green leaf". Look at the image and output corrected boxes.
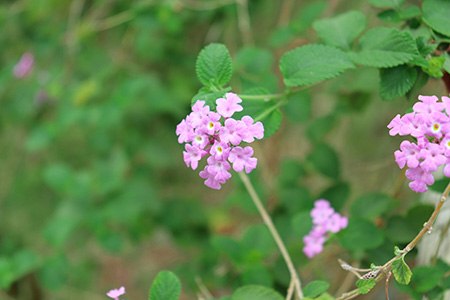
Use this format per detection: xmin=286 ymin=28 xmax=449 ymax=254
xmin=392 ymin=257 xmax=412 ymax=285
xmin=306 ymin=114 xmax=337 ymax=143
xmin=303 ymin=280 xmax=330 ymax=298
xmin=284 ymin=91 xmax=311 ymax=123
xmin=307 ymin=143 xmax=340 ymax=179
xmin=319 ymin=182 xmax=350 ymax=211
xmin=369 ymin=0 xmax=404 ymax=8
xmin=231 ymin=285 xmax=284 ymax=300
xmin=339 ymin=218 xmax=384 ymax=251
xmin=356 ymin=279 xmax=377 ymax=294
xmin=196 ymin=43 xmax=233 ymax=88
xmin=149 ymin=271 xmax=181 ymax=300
xmin=411 ymin=265 xmax=445 ymax=293
xmin=380 ymin=65 xmax=418 ymax=100
xmin=422 ymin=0 xmax=450 ymax=37
xmin=313 ymin=11 xmax=367 ymax=50
xmin=351 ymin=27 xmax=418 ymax=67
xmin=350 ymin=193 xmax=393 ymax=220
xmin=280 ymin=44 xmax=354 ymax=87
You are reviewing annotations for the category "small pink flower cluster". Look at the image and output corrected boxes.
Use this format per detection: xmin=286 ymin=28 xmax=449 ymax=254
xmin=176 ymin=93 xmax=264 ymax=189
xmin=13 ymin=52 xmax=34 ymax=78
xmin=303 ymin=199 xmax=348 ymax=258
xmin=106 ymin=286 xmax=125 ymax=300
xmin=388 ymin=95 xmax=450 ymax=193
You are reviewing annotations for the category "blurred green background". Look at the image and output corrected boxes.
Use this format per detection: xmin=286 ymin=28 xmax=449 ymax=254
xmin=1 ymin=0 xmax=448 ymax=299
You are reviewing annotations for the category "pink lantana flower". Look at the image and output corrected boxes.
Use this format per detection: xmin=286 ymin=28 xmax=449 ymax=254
xmin=303 ymin=199 xmax=347 ymax=258
xmin=13 ymin=52 xmax=34 ymax=78
xmin=176 ymin=92 xmax=264 ymax=189
xmin=106 ymin=286 xmax=125 ymax=300
xmin=388 ymin=95 xmax=450 ymax=192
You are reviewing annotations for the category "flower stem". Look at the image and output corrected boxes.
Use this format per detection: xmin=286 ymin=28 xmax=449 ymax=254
xmin=239 ymin=172 xmax=304 ymax=299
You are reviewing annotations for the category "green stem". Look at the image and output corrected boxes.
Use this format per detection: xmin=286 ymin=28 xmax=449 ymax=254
xmin=255 ymin=100 xmax=286 ymax=122
xmin=239 ymin=173 xmax=304 ymax=299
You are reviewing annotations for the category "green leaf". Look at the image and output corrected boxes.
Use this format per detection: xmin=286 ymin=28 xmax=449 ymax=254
xmin=392 ymin=257 xmax=412 ymax=285
xmin=307 ymin=143 xmax=340 ymax=179
xmin=303 ymin=280 xmax=330 ymax=298
xmin=339 ymin=218 xmax=384 ymax=251
xmin=191 ymin=87 xmax=227 ymax=109
xmin=261 ymin=108 xmax=282 ymax=138
xmin=356 ymin=279 xmax=377 ymax=294
xmin=411 ymin=265 xmax=445 ymax=293
xmin=306 ymin=114 xmax=337 ymax=143
xmin=380 ymin=65 xmax=418 ymax=100
xmin=350 ymin=193 xmax=393 ymax=220
xmin=351 ymin=27 xmax=418 ymax=67
xmin=313 ymin=11 xmax=367 ymax=50
xmin=280 ymin=44 xmax=354 ymax=87
xmin=319 ymin=182 xmax=350 ymax=211
xmin=149 ymin=271 xmax=181 ymax=300
xmin=196 ymin=43 xmax=233 ymax=88
xmin=369 ymin=0 xmax=404 ymax=8
xmin=284 ymin=91 xmax=311 ymax=123
xmin=422 ymin=0 xmax=450 ymax=37
xmin=422 ymin=56 xmax=446 ymax=78
xmin=231 ymin=285 xmax=284 ymax=300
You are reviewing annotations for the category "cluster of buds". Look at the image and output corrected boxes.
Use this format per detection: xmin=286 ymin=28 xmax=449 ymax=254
xmin=303 ymin=199 xmax=348 ymax=258
xmin=176 ymin=93 xmax=264 ymax=189
xmin=388 ymin=95 xmax=450 ymax=192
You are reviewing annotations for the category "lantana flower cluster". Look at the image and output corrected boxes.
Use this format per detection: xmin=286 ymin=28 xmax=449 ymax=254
xmin=387 ymin=95 xmax=450 ymax=193
xmin=303 ymin=199 xmax=348 ymax=258
xmin=176 ymin=93 xmax=264 ymax=189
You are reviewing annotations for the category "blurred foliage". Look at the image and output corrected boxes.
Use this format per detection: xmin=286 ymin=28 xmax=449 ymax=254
xmin=0 ymin=0 xmax=449 ymax=299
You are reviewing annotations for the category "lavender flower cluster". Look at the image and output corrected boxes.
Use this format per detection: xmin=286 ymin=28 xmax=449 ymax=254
xmin=176 ymin=93 xmax=264 ymax=189
xmin=388 ymin=95 xmax=450 ymax=193
xmin=303 ymin=199 xmax=348 ymax=258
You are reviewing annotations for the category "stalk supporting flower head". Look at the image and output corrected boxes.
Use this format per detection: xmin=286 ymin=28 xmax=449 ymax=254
xmin=388 ymin=95 xmax=450 ymax=192
xmin=303 ymin=199 xmax=347 ymax=258
xmin=176 ymin=93 xmax=264 ymax=189
xmin=106 ymin=286 xmax=125 ymax=300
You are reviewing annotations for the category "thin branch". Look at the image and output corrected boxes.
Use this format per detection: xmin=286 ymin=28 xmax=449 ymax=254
xmin=239 ymin=173 xmax=304 ymax=299
xmin=336 ymin=181 xmax=450 ymax=300
xmin=180 ymin=0 xmax=235 ymax=11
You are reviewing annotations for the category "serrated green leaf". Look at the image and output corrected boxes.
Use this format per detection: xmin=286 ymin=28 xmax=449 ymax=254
xmin=422 ymin=56 xmax=445 ymax=78
xmin=196 ymin=43 xmax=233 ymax=88
xmin=422 ymin=0 xmax=450 ymax=37
xmin=392 ymin=257 xmax=412 ymax=285
xmin=356 ymin=279 xmax=377 ymax=294
xmin=379 ymin=65 xmax=418 ymax=100
xmin=231 ymin=285 xmax=284 ymax=300
xmin=149 ymin=271 xmax=181 ymax=300
xmin=260 ymin=108 xmax=282 ymax=138
xmin=351 ymin=27 xmax=418 ymax=67
xmin=369 ymin=0 xmax=404 ymax=8
xmin=280 ymin=44 xmax=355 ymax=87
xmin=303 ymin=280 xmax=330 ymax=298
xmin=313 ymin=11 xmax=367 ymax=50
xmin=307 ymin=143 xmax=340 ymax=179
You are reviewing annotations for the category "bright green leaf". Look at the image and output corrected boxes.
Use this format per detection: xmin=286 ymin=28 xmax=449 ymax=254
xmin=280 ymin=44 xmax=354 ymax=87
xmin=231 ymin=285 xmax=284 ymax=300
xmin=356 ymin=278 xmax=377 ymax=294
xmin=351 ymin=27 xmax=418 ymax=67
xmin=303 ymin=280 xmax=330 ymax=298
xmin=380 ymin=65 xmax=417 ymax=100
xmin=392 ymin=257 xmax=412 ymax=285
xmin=313 ymin=11 xmax=367 ymax=50
xmin=422 ymin=0 xmax=450 ymax=37
xmin=196 ymin=43 xmax=233 ymax=88
xmin=149 ymin=271 xmax=181 ymax=300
